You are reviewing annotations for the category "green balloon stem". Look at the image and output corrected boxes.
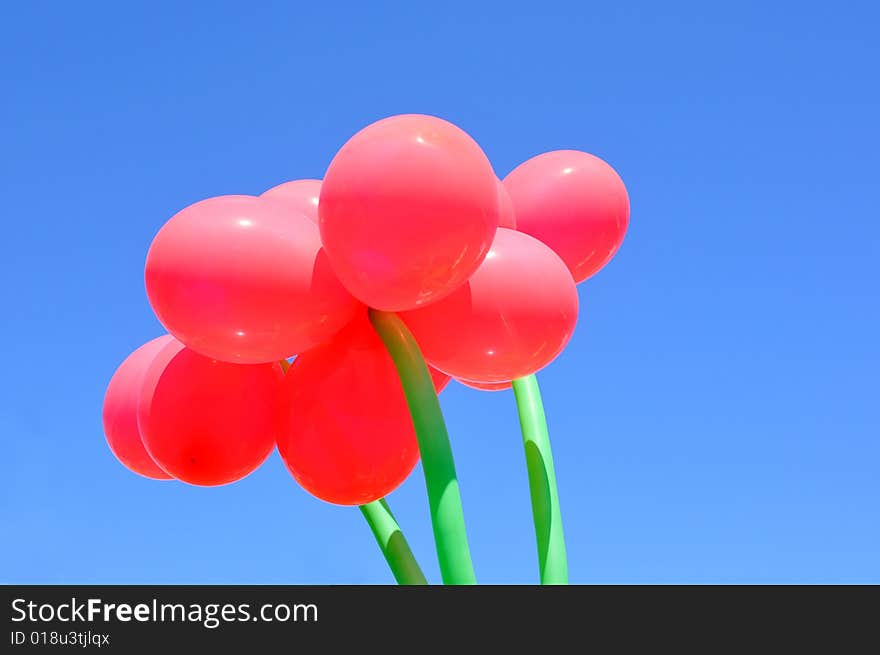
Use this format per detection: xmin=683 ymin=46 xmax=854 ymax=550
xmin=369 ymin=309 xmax=477 ymax=585
xmin=360 ymin=499 xmax=428 ymax=585
xmin=512 ymin=374 xmax=569 ymax=584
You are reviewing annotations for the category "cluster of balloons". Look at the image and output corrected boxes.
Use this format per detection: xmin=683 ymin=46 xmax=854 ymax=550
xmin=103 ymin=114 xmax=629 ymax=506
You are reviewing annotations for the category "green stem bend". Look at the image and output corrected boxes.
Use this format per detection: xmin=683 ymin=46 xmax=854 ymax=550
xmin=369 ymin=310 xmax=477 ymax=585
xmin=512 ymin=374 xmax=569 ymax=584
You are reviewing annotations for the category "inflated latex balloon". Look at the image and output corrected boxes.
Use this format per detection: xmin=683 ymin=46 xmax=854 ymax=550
xmin=497 ymin=180 xmax=516 ymax=230
xmin=503 ymin=150 xmax=629 ymax=283
xmin=319 ymin=114 xmax=500 ymax=311
xmin=401 ymin=228 xmax=578 ymax=383
xmin=458 ymin=378 xmax=511 ymax=392
xmin=430 ymin=367 xmax=451 ymax=393
xmin=145 ymin=195 xmax=360 ymax=364
xmin=261 ymin=179 xmax=321 ymax=223
xmin=102 ymin=336 xmax=175 ymax=480
xmin=138 ymin=339 xmax=283 ymax=486
xmin=277 ymin=313 xmax=419 ymax=505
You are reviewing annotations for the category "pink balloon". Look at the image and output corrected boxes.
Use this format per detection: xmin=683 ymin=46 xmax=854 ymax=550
xmin=401 ymin=228 xmax=578 ymax=383
xmin=138 ymin=339 xmax=283 ymax=486
xmin=102 ymin=336 xmax=175 ymax=480
xmin=458 ymin=378 xmax=511 ymax=392
xmin=497 ymin=180 xmax=516 ymax=229
xmin=320 ymin=114 xmax=500 ymax=311
xmin=503 ymin=150 xmax=629 ymax=283
xmin=145 ymin=195 xmax=361 ymax=364
xmin=261 ymin=179 xmax=321 ymax=223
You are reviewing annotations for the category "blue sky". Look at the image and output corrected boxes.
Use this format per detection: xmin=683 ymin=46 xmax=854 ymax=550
xmin=2 ymin=1 xmax=877 ymax=583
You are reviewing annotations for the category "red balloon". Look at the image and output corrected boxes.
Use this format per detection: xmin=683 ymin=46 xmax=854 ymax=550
xmin=277 ymin=312 xmax=419 ymax=505
xmin=138 ymin=339 xmax=283 ymax=486
xmin=401 ymin=228 xmax=578 ymax=383
xmin=503 ymin=150 xmax=629 ymax=283
xmin=497 ymin=180 xmax=516 ymax=229
xmin=102 ymin=336 xmax=175 ymax=480
xmin=261 ymin=179 xmax=321 ymax=223
xmin=145 ymin=195 xmax=360 ymax=364
xmin=458 ymin=378 xmax=511 ymax=392
xmin=319 ymin=114 xmax=500 ymax=311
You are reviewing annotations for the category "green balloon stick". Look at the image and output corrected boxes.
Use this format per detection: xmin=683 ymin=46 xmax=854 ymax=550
xmin=369 ymin=310 xmax=477 ymax=585
xmin=512 ymin=374 xmax=569 ymax=584
xmin=360 ymin=499 xmax=428 ymax=585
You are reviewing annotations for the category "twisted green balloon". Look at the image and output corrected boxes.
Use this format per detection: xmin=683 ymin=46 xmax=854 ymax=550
xmin=513 ymin=374 xmax=568 ymax=584
xmin=369 ymin=310 xmax=477 ymax=585
xmin=360 ymin=499 xmax=428 ymax=585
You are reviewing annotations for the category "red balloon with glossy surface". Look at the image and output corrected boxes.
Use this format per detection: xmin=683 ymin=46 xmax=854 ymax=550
xmin=261 ymin=179 xmax=321 ymax=223
xmin=503 ymin=150 xmax=629 ymax=283
xmin=319 ymin=114 xmax=500 ymax=311
xmin=138 ymin=339 xmax=283 ymax=486
xmin=401 ymin=228 xmax=578 ymax=383
xmin=102 ymin=335 xmax=174 ymax=480
xmin=145 ymin=195 xmax=360 ymax=364
xmin=277 ymin=313 xmax=419 ymax=505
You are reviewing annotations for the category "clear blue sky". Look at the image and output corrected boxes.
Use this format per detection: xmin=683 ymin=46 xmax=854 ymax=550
xmin=2 ymin=1 xmax=878 ymax=584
